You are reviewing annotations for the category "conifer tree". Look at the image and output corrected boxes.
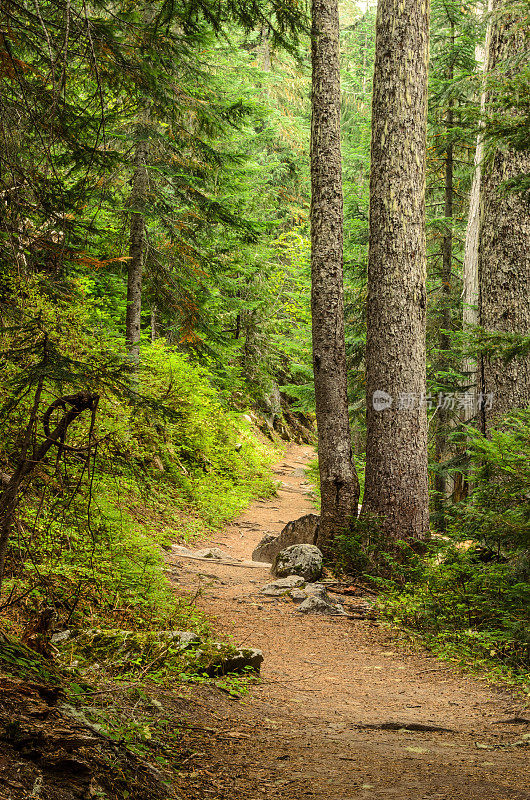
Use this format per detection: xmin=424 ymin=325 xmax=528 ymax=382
xmin=311 ymin=0 xmax=360 ymax=552
xmin=478 ymin=0 xmax=530 ymax=431
xmin=361 ymin=0 xmax=430 ymax=541
xmin=126 ymin=120 xmax=149 ymax=366
xmin=462 ymin=0 xmax=494 ymax=416
xmin=428 ymin=0 xmax=480 ymax=521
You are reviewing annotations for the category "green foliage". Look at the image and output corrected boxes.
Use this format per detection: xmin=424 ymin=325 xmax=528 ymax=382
xmin=331 ymin=522 xmax=425 ymax=581
xmin=0 ymin=634 xmax=64 ymax=683
xmin=483 ymin=0 xmax=530 ymax=197
xmin=0 ymin=0 xmax=312 ymax=659
xmin=137 ymin=343 xmax=276 ymax=522
xmin=379 ymin=543 xmax=530 ymax=681
xmin=2 ymin=0 xmax=528 ymax=695
xmin=375 ymin=411 xmax=530 ymax=682
xmin=0 ymin=284 xmax=275 ymax=630
xmin=341 ymin=6 xmax=374 ymax=431
xmin=454 ymin=411 xmax=530 ymax=550
xmin=426 ymin=0 xmax=480 ymax=365
xmin=62 ymin=628 xmax=259 ymax=679
xmin=326 ymin=411 xmax=530 ymax=683
xmin=0 ymin=0 xmax=311 ymax=415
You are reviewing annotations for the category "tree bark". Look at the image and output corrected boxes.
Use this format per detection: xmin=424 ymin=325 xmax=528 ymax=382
xmin=434 ymin=24 xmax=455 ymax=528
xmin=125 ymin=132 xmax=149 ymax=366
xmin=462 ymin=134 xmax=482 ymax=402
xmin=361 ymin=0 xmax=430 ymax=541
xmin=478 ymin=0 xmax=530 ymax=432
xmin=310 ymin=0 xmax=360 ymax=553
xmin=150 ymin=305 xmax=157 ymax=343
xmin=461 ymin=0 xmax=493 ymax=420
xmin=260 ymin=23 xmax=272 ymax=72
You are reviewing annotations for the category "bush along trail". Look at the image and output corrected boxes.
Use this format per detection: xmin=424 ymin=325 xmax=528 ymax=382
xmin=0 ymin=444 xmax=528 ymax=800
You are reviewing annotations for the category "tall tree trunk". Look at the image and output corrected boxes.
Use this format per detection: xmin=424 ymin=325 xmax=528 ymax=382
xmin=478 ymin=0 xmax=530 ymax=432
xmin=125 ymin=132 xmax=149 ymax=366
xmin=361 ymin=0 xmax=430 ymax=541
xmin=434 ymin=23 xmax=455 ymax=529
xmin=462 ymin=135 xmax=482 ymax=398
xmin=461 ymin=0 xmax=493 ymax=422
xmin=260 ymin=23 xmax=272 ymax=72
xmin=150 ymin=305 xmax=157 ymax=343
xmin=311 ymin=0 xmax=360 ymax=554
xmin=440 ymin=40 xmax=454 ymax=357
xmin=452 ymin=2 xmax=494 ymax=504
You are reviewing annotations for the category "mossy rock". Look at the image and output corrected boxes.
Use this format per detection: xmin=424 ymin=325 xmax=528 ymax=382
xmin=60 ymin=628 xmax=200 ymax=672
xmin=183 ymin=641 xmax=263 ymax=677
xmin=59 ymin=629 xmax=263 ymax=677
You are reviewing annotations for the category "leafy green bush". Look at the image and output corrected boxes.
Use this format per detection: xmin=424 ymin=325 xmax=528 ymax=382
xmin=325 ymin=412 xmax=530 ymax=682
xmin=0 ymin=287 xmax=275 ymax=631
xmin=379 ymin=542 xmax=530 ymax=678
xmin=131 ymin=342 xmax=277 ymax=524
xmin=453 ymin=411 xmax=530 ymax=552
xmin=376 ymin=411 xmax=530 ymax=681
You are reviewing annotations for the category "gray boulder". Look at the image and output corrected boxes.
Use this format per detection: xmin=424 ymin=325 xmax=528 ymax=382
xmin=272 ymin=543 xmax=323 ymax=582
xmin=289 ymin=588 xmax=308 ymax=603
xmin=168 ymin=630 xmax=202 ymax=649
xmin=297 ymin=594 xmax=347 ymax=616
xmin=304 ymin=582 xmax=327 ymax=595
xmin=171 ymin=544 xmax=195 ymax=557
xmin=251 ymin=533 xmax=277 ymax=563
xmin=51 ymin=629 xmax=71 ymax=644
xmin=252 ymin=514 xmax=320 ymax=563
xmin=295 ymin=583 xmax=346 ymax=615
xmin=288 ymin=582 xmax=331 ymax=605
xmin=218 ymin=646 xmax=264 ymax=675
xmin=260 ymin=575 xmax=306 ymax=596
xmin=200 ymin=644 xmax=264 ymax=676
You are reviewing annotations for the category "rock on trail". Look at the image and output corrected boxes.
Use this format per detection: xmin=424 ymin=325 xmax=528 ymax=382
xmin=271 ymin=543 xmax=323 ymax=582
xmin=252 ymin=513 xmax=320 ymax=562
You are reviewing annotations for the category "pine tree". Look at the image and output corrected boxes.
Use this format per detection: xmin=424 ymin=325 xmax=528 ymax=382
xmin=311 ymin=0 xmax=360 ymax=552
xmin=478 ymin=0 xmax=530 ymax=431
xmin=427 ymin=0 xmax=480 ymax=522
xmin=361 ymin=0 xmax=430 ymax=541
xmin=462 ymin=0 xmax=494 ymax=416
xmin=126 ymin=120 xmax=150 ymax=366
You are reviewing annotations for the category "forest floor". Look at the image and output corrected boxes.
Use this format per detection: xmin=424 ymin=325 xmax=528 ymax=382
xmin=1 ymin=444 xmax=529 ymax=800
xmin=167 ymin=443 xmax=529 ymax=800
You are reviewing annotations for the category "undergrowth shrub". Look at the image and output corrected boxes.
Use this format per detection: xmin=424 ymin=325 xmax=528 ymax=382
xmin=453 ymin=411 xmax=530 ymax=553
xmin=0 ymin=284 xmax=275 ymax=632
xmin=378 ymin=542 xmax=530 ymax=679
xmin=331 ymin=411 xmax=530 ymax=682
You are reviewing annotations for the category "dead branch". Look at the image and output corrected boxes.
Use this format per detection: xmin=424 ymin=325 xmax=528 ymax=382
xmin=0 ymin=391 xmax=99 ymax=595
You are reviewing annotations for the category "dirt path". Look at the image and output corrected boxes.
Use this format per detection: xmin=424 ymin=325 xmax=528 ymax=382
xmin=168 ymin=444 xmax=529 ymax=800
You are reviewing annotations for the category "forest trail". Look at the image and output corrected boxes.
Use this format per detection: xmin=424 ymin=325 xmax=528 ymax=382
xmin=168 ymin=444 xmax=529 ymax=800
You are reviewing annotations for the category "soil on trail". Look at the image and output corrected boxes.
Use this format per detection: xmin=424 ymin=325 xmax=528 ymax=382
xmin=169 ymin=444 xmax=529 ymax=800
